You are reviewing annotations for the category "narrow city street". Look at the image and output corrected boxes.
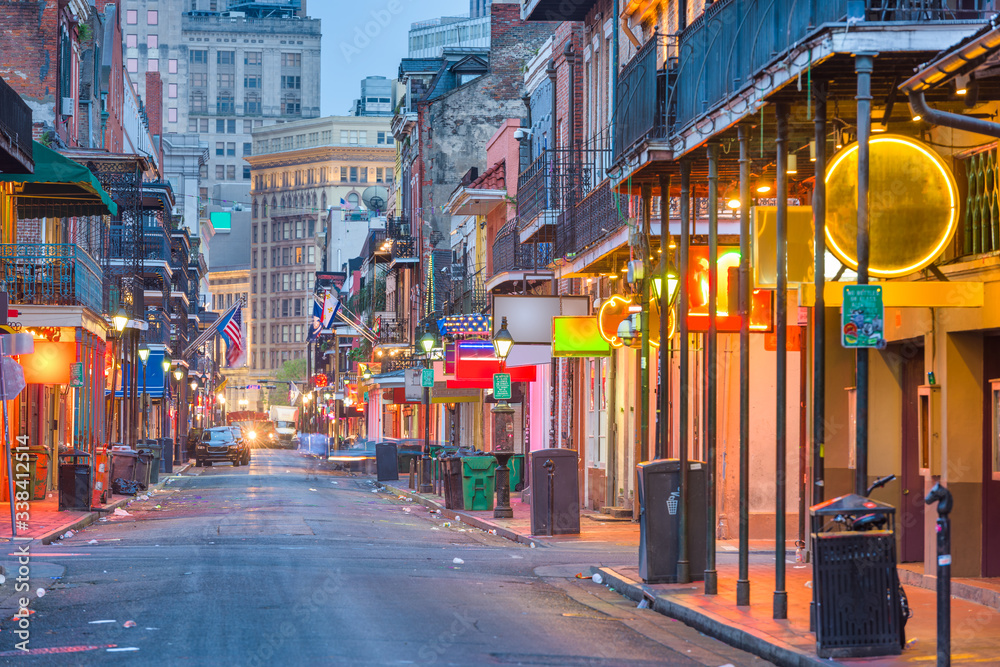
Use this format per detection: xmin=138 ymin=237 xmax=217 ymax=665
xmin=0 ymin=450 xmax=772 ymax=666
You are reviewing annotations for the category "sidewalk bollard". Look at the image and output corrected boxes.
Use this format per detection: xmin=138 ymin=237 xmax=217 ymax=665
xmin=543 ymin=458 xmax=555 ymax=537
xmin=925 ymin=481 xmax=953 ymax=667
xmin=409 ymin=458 xmax=416 ymax=490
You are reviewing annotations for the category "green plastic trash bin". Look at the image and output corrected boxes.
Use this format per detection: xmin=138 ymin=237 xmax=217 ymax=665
xmin=509 ymin=454 xmax=525 ymax=492
xmin=461 ymin=456 xmax=497 ymax=511
xmin=140 ymin=442 xmax=162 ymax=485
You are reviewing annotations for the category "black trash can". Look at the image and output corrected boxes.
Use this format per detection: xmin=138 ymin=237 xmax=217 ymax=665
xmin=441 ymin=456 xmax=464 ymax=510
xmin=636 ymin=459 xmax=707 ymax=583
xmin=811 ymin=494 xmax=904 ymax=658
xmin=134 ymin=450 xmax=152 ymax=490
xmin=529 ymin=448 xmax=580 ymax=535
xmin=58 ymin=450 xmax=91 ymax=511
xmin=159 ymin=438 xmax=174 ymax=474
xmin=138 ymin=441 xmax=162 ymax=485
xmin=376 ymin=442 xmax=399 ymax=482
xmin=110 ymin=449 xmax=139 ymax=486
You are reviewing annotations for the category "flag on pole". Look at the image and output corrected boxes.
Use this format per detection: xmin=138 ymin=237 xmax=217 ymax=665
xmin=307 ymin=297 xmax=323 ymax=342
xmin=217 ymin=306 xmax=247 ymax=369
xmin=321 ymin=290 xmax=340 ymax=329
xmin=289 ymin=381 xmax=301 ymax=404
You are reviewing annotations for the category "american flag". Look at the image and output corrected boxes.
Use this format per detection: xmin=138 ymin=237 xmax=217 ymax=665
xmin=218 ymin=306 xmax=246 ymax=369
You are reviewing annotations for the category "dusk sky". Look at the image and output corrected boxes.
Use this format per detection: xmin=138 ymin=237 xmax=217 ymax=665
xmin=311 ymin=1 xmax=471 ymax=116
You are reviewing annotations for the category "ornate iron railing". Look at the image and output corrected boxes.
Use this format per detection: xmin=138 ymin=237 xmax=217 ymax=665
xmin=614 ymin=35 xmax=669 ymax=162
xmin=517 ymin=149 xmax=606 ymax=230
xmin=493 ymin=220 xmax=553 ymax=275
xmin=959 ymin=147 xmax=1000 ymax=256
xmin=0 ymin=244 xmax=104 ymax=313
xmin=360 ymin=229 xmax=388 ymax=259
xmin=387 ymin=217 xmax=411 ymax=239
xmin=0 ymin=75 xmax=32 ymax=172
xmin=390 ymin=236 xmax=418 ymax=262
xmin=554 ymin=181 xmax=628 ymax=260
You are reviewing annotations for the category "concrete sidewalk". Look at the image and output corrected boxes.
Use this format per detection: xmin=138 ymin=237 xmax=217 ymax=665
xmin=379 ymin=475 xmax=1000 ymax=667
xmin=0 ymin=463 xmax=192 ymax=545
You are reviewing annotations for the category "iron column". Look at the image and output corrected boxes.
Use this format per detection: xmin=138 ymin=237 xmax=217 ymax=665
xmin=705 ymin=143 xmax=719 ymax=595
xmin=677 ymin=160 xmax=691 ymax=585
xmin=855 ymin=54 xmax=875 ymax=496
xmin=736 ymin=124 xmax=751 ymax=606
xmin=774 ymin=102 xmax=790 ymax=620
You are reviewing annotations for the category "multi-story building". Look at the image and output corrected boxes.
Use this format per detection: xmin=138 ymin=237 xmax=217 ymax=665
xmin=121 ymin=0 xmax=321 ymax=205
xmin=245 ymin=115 xmax=395 ymax=378
xmin=350 ymin=76 xmax=399 ymax=118
xmin=406 ymin=14 xmax=491 ymax=59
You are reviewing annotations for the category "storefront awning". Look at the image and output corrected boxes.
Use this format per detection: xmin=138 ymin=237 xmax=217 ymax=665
xmin=112 ymin=350 xmax=166 ymax=398
xmin=0 ymin=141 xmax=117 ymax=218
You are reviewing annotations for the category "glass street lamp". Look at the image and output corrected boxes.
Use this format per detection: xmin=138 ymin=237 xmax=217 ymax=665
xmin=162 ymin=356 xmax=171 ymax=373
xmin=217 ymin=394 xmax=226 ymax=404
xmin=113 ymin=308 xmax=128 ymax=332
xmin=190 ymin=380 xmax=198 ymax=391
xmin=137 ymin=345 xmax=150 ymax=445
xmin=173 ymin=369 xmax=184 ymax=381
xmin=419 ymin=331 xmax=435 ymax=356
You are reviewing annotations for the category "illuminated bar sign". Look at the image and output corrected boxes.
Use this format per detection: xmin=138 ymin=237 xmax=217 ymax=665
xmin=451 ymin=340 xmax=537 ymax=387
xmin=552 ymin=316 xmax=611 ymax=357
xmin=687 ymin=246 xmax=772 ymax=333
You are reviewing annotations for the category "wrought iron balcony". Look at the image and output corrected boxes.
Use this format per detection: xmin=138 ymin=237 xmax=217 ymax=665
xmin=517 ymin=148 xmax=610 ymax=239
xmin=671 ymin=0 xmax=994 ymax=134
xmin=376 ymin=315 xmax=410 ymax=345
xmin=553 ymin=181 xmax=629 ymax=260
xmin=143 ymin=310 xmax=172 ymax=347
xmin=390 ymin=236 xmax=418 ymax=264
xmin=0 ymin=244 xmax=104 ymax=313
xmin=613 ymin=36 xmax=670 ymax=163
xmin=360 ymin=229 xmax=389 ymax=259
xmin=492 ymin=219 xmax=552 ymax=275
xmin=0 ymin=75 xmax=32 ymax=173
xmin=387 ymin=217 xmax=412 ymax=239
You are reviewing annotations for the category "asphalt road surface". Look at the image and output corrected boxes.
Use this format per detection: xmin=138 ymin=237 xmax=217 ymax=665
xmin=0 ymin=449 xmax=774 ymax=666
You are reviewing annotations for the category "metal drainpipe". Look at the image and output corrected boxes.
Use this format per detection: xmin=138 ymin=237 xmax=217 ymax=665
xmin=611 ymin=0 xmax=619 ymax=153
xmin=908 ymin=90 xmax=1000 ymax=139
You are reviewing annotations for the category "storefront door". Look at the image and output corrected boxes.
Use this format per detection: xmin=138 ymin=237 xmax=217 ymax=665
xmin=899 ymin=346 xmax=925 ymax=563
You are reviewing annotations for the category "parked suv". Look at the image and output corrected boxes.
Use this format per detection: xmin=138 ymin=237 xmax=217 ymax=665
xmin=195 ymin=427 xmax=250 ymax=467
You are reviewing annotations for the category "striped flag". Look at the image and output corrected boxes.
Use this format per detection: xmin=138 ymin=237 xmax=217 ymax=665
xmin=321 ymin=290 xmax=340 ymax=329
xmin=218 ymin=306 xmax=247 ymax=369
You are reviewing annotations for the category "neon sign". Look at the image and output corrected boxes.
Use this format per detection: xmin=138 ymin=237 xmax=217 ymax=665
xmin=686 ymin=246 xmax=772 ymax=333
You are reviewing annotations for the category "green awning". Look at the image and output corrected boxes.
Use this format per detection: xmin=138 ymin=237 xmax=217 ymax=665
xmin=0 ymin=141 xmax=117 ymax=218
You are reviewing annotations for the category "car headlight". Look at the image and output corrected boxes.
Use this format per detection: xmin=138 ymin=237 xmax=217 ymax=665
xmin=268 ymin=434 xmax=275 ymax=439
xmin=248 ymin=431 xmax=257 ymax=439
xmin=196 ymin=444 xmax=206 ymax=450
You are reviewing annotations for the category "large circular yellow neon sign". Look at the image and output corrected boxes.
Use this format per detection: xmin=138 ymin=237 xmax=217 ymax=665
xmin=825 ymin=135 xmax=959 ymax=278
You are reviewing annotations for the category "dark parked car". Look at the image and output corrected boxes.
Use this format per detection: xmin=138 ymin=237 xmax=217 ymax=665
xmin=195 ymin=426 xmax=250 ymax=467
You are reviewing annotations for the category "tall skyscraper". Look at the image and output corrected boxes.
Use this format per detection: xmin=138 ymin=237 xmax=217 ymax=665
xmin=122 ymin=0 xmax=321 ymax=225
xmin=469 ymin=0 xmax=492 ymax=18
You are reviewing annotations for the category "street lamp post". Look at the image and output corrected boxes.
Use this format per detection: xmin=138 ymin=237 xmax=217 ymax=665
xmin=419 ymin=332 xmax=435 ymax=494
xmin=173 ymin=368 xmax=184 ymax=462
xmin=492 ymin=316 xmax=515 ymax=519
xmin=138 ymin=345 xmax=149 ymax=446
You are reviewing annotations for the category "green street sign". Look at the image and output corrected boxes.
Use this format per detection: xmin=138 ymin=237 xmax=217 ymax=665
xmin=842 ymin=285 xmax=884 ymax=349
xmin=493 ymin=372 xmax=511 ymax=400
xmin=421 ymin=368 xmax=435 ymax=388
xmin=70 ymin=362 xmax=84 ymax=388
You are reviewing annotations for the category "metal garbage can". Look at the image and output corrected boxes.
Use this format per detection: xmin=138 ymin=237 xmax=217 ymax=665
xmin=134 ymin=450 xmax=153 ymax=489
xmin=461 ymin=455 xmax=497 ymax=511
xmin=375 ymin=442 xmax=399 ymax=481
xmin=509 ymin=454 xmax=525 ymax=492
xmin=92 ymin=448 xmax=110 ymax=506
xmin=139 ymin=441 xmax=162 ymax=485
xmin=159 ymin=438 xmax=174 ymax=474
xmin=110 ymin=448 xmax=139 ymax=488
xmin=26 ymin=449 xmax=49 ymax=500
xmin=636 ymin=459 xmax=707 ymax=583
xmin=58 ymin=450 xmax=91 ymax=511
xmin=441 ymin=456 xmax=464 ymax=510
xmin=811 ymin=493 xmax=904 ymax=658
xmin=529 ymin=448 xmax=580 ymax=535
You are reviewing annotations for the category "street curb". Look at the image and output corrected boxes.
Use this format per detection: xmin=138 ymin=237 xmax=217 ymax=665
xmin=374 ymin=482 xmax=544 ymax=548
xmin=591 ymin=566 xmax=842 ymax=667
xmin=37 ymin=464 xmax=192 ymax=545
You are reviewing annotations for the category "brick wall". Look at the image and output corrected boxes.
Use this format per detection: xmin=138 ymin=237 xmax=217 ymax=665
xmin=0 ymin=1 xmax=60 ymax=139
xmin=145 ymin=71 xmax=163 ymax=166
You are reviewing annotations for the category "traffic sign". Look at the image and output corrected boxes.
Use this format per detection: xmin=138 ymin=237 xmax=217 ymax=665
xmin=842 ymin=285 xmax=884 ymax=349
xmin=493 ymin=372 xmax=511 ymax=401
xmin=421 ymin=368 xmax=435 ymax=388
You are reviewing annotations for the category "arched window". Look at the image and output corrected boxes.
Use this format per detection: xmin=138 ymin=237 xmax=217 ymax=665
xmin=252 ymin=198 xmax=258 ymax=218
xmin=347 ymin=192 xmax=360 ymax=209
xmin=280 ymin=195 xmax=286 ymax=210
xmin=271 ymin=196 xmax=277 ymax=216
xmin=262 ymin=198 xmax=268 ymax=217
xmin=321 ymin=192 xmax=327 ymax=210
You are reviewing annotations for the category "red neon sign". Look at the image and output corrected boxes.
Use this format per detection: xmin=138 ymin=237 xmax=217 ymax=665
xmin=686 ymin=246 xmax=773 ymax=332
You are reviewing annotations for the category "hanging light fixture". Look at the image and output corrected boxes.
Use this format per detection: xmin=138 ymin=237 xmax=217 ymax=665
xmin=786 ymin=152 xmax=798 ymax=175
xmin=113 ymin=308 xmax=128 ymax=332
xmin=809 ymin=140 xmax=817 ymax=162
